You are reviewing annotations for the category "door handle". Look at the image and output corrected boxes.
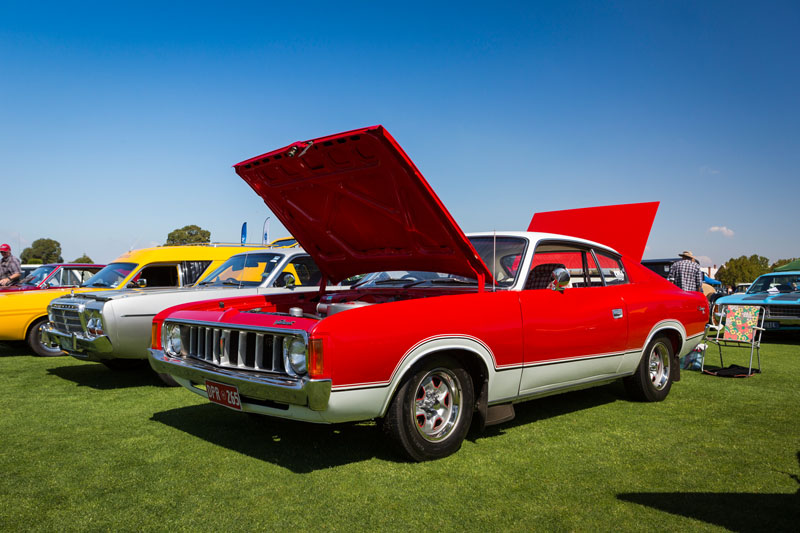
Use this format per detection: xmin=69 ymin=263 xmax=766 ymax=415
xmin=612 ymin=308 xmax=624 ymax=319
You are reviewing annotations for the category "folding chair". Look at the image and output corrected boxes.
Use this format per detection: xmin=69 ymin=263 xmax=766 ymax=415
xmin=702 ymin=304 xmax=765 ymax=375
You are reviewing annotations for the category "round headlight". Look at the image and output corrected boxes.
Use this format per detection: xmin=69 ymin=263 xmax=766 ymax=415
xmin=164 ymin=324 xmax=182 ymax=356
xmin=284 ymin=338 xmax=307 ymax=375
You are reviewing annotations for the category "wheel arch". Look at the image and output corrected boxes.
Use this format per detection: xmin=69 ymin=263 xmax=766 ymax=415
xmin=24 ymin=314 xmax=49 ymax=340
xmin=377 ymin=336 xmax=493 ymax=418
xmin=642 ymin=320 xmax=686 ymax=358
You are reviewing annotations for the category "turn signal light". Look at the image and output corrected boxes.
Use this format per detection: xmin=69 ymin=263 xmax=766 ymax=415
xmin=308 ymin=338 xmax=324 ymax=377
xmin=151 ymin=322 xmax=161 ymax=350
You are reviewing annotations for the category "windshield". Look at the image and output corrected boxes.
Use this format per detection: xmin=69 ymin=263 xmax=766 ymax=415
xmin=468 ymin=236 xmax=528 ymax=287
xmin=82 ymin=262 xmax=137 ymax=288
xmin=22 ymin=265 xmax=56 ymax=286
xmin=748 ymin=274 xmax=800 ymax=294
xmin=349 ymin=237 xmax=528 ymax=289
xmin=197 ymin=252 xmax=284 ymax=287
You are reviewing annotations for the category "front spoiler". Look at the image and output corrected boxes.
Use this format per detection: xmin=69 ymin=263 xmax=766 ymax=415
xmin=149 ymin=349 xmax=331 ymax=411
xmin=42 ymin=325 xmax=114 ymax=360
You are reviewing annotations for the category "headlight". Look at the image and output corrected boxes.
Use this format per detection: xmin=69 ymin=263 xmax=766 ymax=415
xmin=163 ymin=324 xmax=183 ymax=356
xmin=283 ymin=337 xmax=307 ymax=375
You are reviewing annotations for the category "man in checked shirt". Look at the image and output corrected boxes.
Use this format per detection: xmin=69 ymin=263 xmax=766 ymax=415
xmin=668 ymin=250 xmax=703 ymax=292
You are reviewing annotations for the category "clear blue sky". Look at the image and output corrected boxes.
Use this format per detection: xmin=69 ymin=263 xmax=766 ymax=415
xmin=1 ymin=1 xmax=797 ymax=268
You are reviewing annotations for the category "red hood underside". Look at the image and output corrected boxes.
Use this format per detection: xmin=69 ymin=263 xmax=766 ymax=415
xmin=235 ymin=126 xmax=493 ymax=284
xmin=528 ymin=202 xmax=659 ymax=263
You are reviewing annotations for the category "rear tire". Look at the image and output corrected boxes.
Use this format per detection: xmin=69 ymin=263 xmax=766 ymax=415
xmin=26 ymin=318 xmax=64 ymax=357
xmin=624 ymin=335 xmax=673 ymax=402
xmin=382 ymin=355 xmax=474 ymax=461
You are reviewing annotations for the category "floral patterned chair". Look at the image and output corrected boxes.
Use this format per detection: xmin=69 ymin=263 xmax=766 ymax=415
xmin=702 ymin=304 xmax=765 ymax=375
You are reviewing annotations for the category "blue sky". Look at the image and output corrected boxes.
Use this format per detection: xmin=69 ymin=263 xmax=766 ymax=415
xmin=1 ymin=1 xmax=797 ymax=268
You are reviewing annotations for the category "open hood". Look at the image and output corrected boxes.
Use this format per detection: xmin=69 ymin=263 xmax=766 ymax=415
xmin=235 ymin=126 xmax=493 ymax=284
xmin=528 ymin=202 xmax=659 ymax=263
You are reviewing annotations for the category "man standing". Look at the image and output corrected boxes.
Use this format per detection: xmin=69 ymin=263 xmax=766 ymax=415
xmin=0 ymin=244 xmax=22 ymax=286
xmin=668 ymin=250 xmax=703 ymax=292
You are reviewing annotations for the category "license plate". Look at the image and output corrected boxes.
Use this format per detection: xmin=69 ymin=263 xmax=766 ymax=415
xmin=205 ymin=380 xmax=242 ymax=411
xmin=764 ymin=321 xmax=780 ymax=329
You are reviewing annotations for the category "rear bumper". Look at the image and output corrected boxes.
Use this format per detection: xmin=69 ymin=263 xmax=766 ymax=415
xmin=149 ymin=349 xmax=331 ymax=411
xmin=42 ymin=324 xmax=113 ymax=360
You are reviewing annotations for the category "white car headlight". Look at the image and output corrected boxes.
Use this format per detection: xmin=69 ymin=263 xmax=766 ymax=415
xmin=283 ymin=337 xmax=307 ymax=375
xmin=164 ymin=324 xmax=183 ymax=356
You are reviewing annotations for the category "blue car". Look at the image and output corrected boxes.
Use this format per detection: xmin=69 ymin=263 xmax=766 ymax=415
xmin=714 ymin=271 xmax=800 ymax=331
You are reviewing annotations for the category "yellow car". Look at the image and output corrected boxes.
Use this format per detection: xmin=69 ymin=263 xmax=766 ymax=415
xmin=0 ymin=244 xmax=266 ymax=356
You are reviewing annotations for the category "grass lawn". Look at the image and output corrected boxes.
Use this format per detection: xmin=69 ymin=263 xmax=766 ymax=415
xmin=1 ymin=336 xmax=798 ymax=532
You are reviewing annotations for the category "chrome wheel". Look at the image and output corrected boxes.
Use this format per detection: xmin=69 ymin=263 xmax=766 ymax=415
xmin=411 ymin=368 xmax=463 ymax=442
xmin=648 ymin=341 xmax=671 ymax=391
xmin=27 ymin=318 xmax=64 ymax=357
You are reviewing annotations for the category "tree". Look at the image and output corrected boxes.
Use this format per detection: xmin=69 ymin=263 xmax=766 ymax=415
xmin=715 ymin=255 xmax=770 ymax=288
xmin=165 ymin=225 xmax=211 ymax=245
xmin=20 ymin=238 xmax=63 ymax=264
xmin=770 ymin=258 xmax=799 ymax=270
xmin=73 ymin=254 xmax=93 ymax=263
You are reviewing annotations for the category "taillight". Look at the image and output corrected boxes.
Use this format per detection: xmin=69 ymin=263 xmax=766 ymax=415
xmin=308 ymin=338 xmax=324 ymax=377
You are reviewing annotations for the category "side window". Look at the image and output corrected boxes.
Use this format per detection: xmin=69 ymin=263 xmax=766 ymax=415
xmin=137 ymin=265 xmax=180 ymax=287
xmin=525 ymin=243 xmax=588 ymax=290
xmin=276 ymin=255 xmax=322 ymax=287
xmin=47 ymin=269 xmax=64 ymax=287
xmin=181 ymin=261 xmax=212 ymax=286
xmin=61 ymin=269 xmax=81 ymax=287
xmin=78 ymin=269 xmax=100 ymax=283
xmin=594 ymin=250 xmax=628 ymax=286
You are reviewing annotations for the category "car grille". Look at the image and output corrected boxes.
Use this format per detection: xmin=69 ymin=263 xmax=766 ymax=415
xmin=49 ymin=304 xmax=85 ymax=334
xmin=181 ymin=324 xmax=291 ymax=373
xmin=767 ymin=305 xmax=800 ymax=318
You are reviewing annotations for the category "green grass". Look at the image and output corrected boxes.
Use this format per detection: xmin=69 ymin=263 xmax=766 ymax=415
xmin=1 ymin=336 xmax=798 ymax=532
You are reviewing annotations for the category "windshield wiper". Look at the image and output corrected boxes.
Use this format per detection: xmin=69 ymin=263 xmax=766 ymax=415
xmin=429 ymin=278 xmax=478 ymax=285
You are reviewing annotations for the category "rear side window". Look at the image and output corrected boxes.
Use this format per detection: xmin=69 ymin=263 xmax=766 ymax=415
xmin=182 ymin=261 xmax=212 ymax=285
xmin=594 ymin=250 xmax=628 ymax=286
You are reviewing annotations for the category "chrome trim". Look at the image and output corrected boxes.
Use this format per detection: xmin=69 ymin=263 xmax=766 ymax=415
xmin=162 ymin=319 xmax=309 ymax=375
xmin=612 ymin=308 xmax=624 ymax=319
xmin=149 ymin=349 xmax=331 ymax=410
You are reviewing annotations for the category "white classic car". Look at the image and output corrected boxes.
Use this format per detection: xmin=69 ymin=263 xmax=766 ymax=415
xmin=43 ymin=248 xmax=330 ymax=383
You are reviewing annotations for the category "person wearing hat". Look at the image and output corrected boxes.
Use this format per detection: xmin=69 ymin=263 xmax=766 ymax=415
xmin=0 ymin=243 xmax=22 ymax=286
xmin=667 ymin=250 xmax=703 ymax=292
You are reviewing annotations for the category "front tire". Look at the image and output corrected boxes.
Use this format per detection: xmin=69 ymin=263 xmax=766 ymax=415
xmin=382 ymin=356 xmax=474 ymax=461
xmin=26 ymin=318 xmax=64 ymax=357
xmin=624 ymin=335 xmax=673 ymax=402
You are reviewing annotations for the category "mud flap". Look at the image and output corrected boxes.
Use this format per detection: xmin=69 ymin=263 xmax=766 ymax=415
xmin=671 ymin=354 xmax=681 ymax=382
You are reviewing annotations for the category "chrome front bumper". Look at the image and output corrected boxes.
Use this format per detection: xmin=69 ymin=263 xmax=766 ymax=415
xmin=149 ymin=349 xmax=332 ymax=411
xmin=42 ymin=324 xmax=113 ymax=360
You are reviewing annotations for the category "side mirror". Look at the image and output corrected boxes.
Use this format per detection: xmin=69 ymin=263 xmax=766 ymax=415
xmin=550 ymin=268 xmax=570 ymax=292
xmin=128 ymin=278 xmax=147 ymax=288
xmin=276 ymin=273 xmax=296 ymax=288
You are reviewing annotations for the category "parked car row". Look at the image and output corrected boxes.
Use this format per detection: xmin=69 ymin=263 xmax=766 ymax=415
xmin=4 ymin=126 xmax=709 ymax=461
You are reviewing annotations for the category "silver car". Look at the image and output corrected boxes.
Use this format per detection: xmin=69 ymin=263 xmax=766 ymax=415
xmin=43 ymin=248 xmax=328 ymax=383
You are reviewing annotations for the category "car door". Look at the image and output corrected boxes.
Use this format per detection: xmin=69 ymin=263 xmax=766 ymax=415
xmin=518 ymin=243 xmax=629 ymax=396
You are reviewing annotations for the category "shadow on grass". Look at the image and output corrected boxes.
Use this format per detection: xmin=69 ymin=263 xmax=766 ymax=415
xmin=470 ymin=381 xmax=624 ymax=442
xmin=0 ymin=341 xmax=39 ymax=357
xmin=619 ymin=451 xmax=800 ymax=532
xmin=151 ymin=404 xmax=394 ymax=472
xmin=761 ymin=331 xmax=800 ymax=346
xmin=47 ymin=362 xmax=164 ymax=389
